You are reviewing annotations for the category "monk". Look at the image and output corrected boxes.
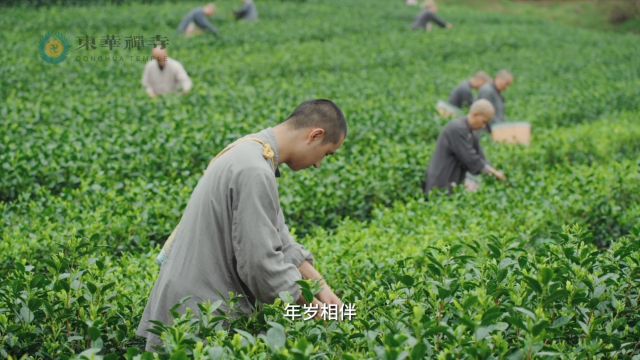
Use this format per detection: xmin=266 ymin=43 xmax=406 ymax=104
xmin=412 ymin=0 xmax=453 ymax=32
xmin=137 ymin=99 xmax=347 ymax=351
xmin=424 ymin=99 xmax=506 ymax=197
xmin=178 ymin=3 xmax=219 ymax=37
xmin=141 ymin=47 xmax=192 ymax=98
xmin=234 ymin=0 xmax=258 ymax=22
xmin=448 ymin=71 xmax=492 ymax=109
xmin=478 ymin=70 xmax=514 ymax=127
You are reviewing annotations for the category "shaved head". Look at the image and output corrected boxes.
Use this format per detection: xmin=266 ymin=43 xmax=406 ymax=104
xmin=496 ymin=70 xmax=513 ymax=82
xmin=152 ymin=47 xmax=168 ymax=68
xmin=470 ymin=99 xmax=495 ymax=118
xmin=203 ymin=3 xmax=216 ymax=16
xmin=470 ymin=71 xmax=491 ymax=89
xmin=285 ymin=99 xmax=347 ymax=144
xmin=468 ymin=99 xmax=495 ymax=130
xmin=495 ymin=70 xmax=514 ymax=92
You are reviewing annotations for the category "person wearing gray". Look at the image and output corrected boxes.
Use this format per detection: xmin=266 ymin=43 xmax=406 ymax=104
xmin=234 ymin=0 xmax=258 ymax=22
xmin=412 ymin=0 xmax=453 ymax=32
xmin=178 ymin=3 xmax=219 ymax=37
xmin=448 ymin=71 xmax=491 ymax=109
xmin=137 ymin=100 xmax=347 ymax=351
xmin=423 ymin=99 xmax=506 ymax=197
xmin=478 ymin=70 xmax=514 ymax=128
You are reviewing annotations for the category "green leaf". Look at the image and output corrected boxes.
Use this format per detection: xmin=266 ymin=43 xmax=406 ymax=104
xmin=169 ymin=349 xmax=188 ymax=360
xmin=532 ymin=320 xmax=549 ymax=336
xmin=234 ymin=329 xmax=256 ymax=345
xmin=514 ymin=307 xmax=537 ymax=321
xmin=481 ymin=307 xmax=503 ymax=326
xmin=522 ymin=275 xmax=543 ymax=293
xmin=266 ymin=325 xmax=286 ymax=351
xmin=19 ymin=306 xmax=34 ymax=324
xmin=540 ymin=267 xmax=553 ymax=286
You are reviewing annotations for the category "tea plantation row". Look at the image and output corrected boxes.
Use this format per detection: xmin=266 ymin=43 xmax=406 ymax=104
xmin=2 ymin=1 xmax=640 ymax=233
xmin=2 ymin=114 xmax=639 ymax=357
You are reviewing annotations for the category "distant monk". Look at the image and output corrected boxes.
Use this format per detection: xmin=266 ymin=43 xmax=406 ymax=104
xmin=178 ymin=3 xmax=219 ymax=37
xmin=234 ymin=0 xmax=258 ymax=22
xmin=424 ymin=99 xmax=506 ymax=197
xmin=478 ymin=70 xmax=514 ymax=127
xmin=448 ymin=71 xmax=492 ymax=109
xmin=142 ymin=47 xmax=192 ymax=98
xmin=412 ymin=0 xmax=453 ymax=32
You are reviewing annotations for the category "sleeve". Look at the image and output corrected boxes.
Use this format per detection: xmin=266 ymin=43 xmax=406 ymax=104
xmin=448 ymin=88 xmax=461 ymax=107
xmin=447 ymin=128 xmax=486 ymax=175
xmin=234 ymin=4 xmax=250 ymax=19
xmin=477 ymin=86 xmax=491 ymax=102
xmin=277 ymin=209 xmax=314 ymax=267
xmin=141 ymin=64 xmax=154 ymax=96
xmin=194 ymin=11 xmax=219 ymax=35
xmin=175 ymin=63 xmax=192 ymax=93
xmin=430 ymin=12 xmax=448 ymax=28
xmin=177 ymin=11 xmax=193 ymax=33
xmin=415 ymin=12 xmax=428 ymax=29
xmin=232 ymin=168 xmax=302 ymax=303
xmin=462 ymin=90 xmax=473 ymax=108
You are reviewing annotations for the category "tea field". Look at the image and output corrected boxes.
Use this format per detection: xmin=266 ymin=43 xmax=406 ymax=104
xmin=1 ymin=0 xmax=640 ymax=358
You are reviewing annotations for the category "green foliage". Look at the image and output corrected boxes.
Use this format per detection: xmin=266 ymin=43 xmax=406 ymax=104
xmin=1 ymin=0 xmax=640 ymax=358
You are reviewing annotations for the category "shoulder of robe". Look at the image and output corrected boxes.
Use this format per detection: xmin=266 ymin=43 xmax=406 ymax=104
xmin=167 ymin=58 xmax=184 ymax=69
xmin=228 ymin=143 xmax=275 ymax=174
xmin=234 ymin=164 xmax=276 ymax=190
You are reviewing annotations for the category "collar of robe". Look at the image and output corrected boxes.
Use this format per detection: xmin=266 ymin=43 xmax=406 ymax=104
xmin=207 ymin=137 xmax=279 ymax=176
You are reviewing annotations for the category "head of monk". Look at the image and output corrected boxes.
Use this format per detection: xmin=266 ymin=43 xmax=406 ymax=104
xmin=152 ymin=47 xmax=168 ymax=68
xmin=468 ymin=99 xmax=495 ymax=130
xmin=424 ymin=0 xmax=437 ymax=12
xmin=470 ymin=71 xmax=491 ymax=89
xmin=275 ymin=99 xmax=347 ymax=171
xmin=495 ymin=70 xmax=514 ymax=92
xmin=203 ymin=3 xmax=216 ymax=17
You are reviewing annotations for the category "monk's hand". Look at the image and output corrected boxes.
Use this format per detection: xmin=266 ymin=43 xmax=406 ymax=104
xmin=317 ymin=281 xmax=343 ymax=308
xmin=485 ymin=165 xmax=506 ymax=181
xmin=465 ymin=179 xmax=479 ymax=192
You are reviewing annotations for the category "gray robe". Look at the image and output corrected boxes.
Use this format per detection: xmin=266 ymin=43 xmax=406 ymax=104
xmin=178 ymin=8 xmax=219 ymax=35
xmin=478 ymin=82 xmax=505 ymax=125
xmin=411 ymin=10 xmax=448 ymax=29
xmin=424 ymin=118 xmax=487 ymax=195
xmin=235 ymin=0 xmax=258 ymax=21
xmin=137 ymin=128 xmax=313 ymax=351
xmin=448 ymin=81 xmax=473 ymax=109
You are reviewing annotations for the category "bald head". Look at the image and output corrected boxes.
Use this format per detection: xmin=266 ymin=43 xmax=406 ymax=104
xmin=424 ymin=0 xmax=437 ymax=11
xmin=470 ymin=71 xmax=491 ymax=89
xmin=284 ymin=99 xmax=347 ymax=144
xmin=152 ymin=47 xmax=168 ymax=68
xmin=203 ymin=3 xmax=216 ymax=16
xmin=468 ymin=99 xmax=495 ymax=130
xmin=495 ymin=70 xmax=514 ymax=92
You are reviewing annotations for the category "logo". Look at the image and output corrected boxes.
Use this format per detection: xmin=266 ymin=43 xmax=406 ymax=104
xmin=39 ymin=32 xmax=70 ymax=64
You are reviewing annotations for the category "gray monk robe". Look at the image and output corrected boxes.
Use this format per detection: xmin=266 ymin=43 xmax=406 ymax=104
xmin=448 ymin=81 xmax=473 ymax=109
xmin=137 ymin=128 xmax=313 ymax=350
xmin=423 ymin=117 xmax=487 ymax=196
xmin=478 ymin=82 xmax=505 ymax=125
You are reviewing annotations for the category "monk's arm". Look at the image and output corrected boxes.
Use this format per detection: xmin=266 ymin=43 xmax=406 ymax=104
xmin=297 ymin=261 xmax=343 ymax=307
